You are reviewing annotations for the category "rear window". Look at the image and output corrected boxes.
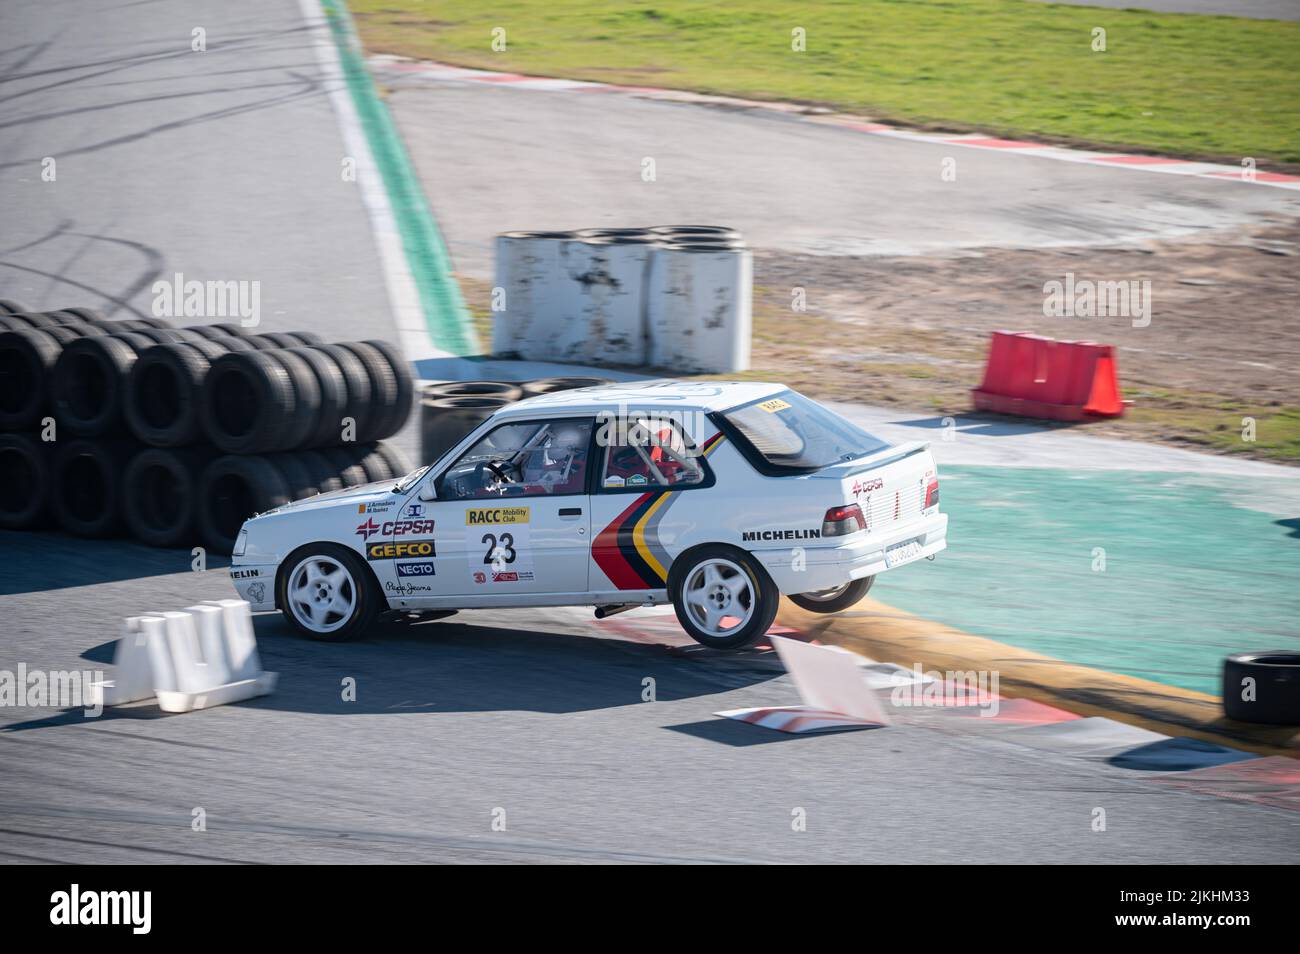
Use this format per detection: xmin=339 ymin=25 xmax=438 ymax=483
xmin=720 ymin=390 xmax=890 ymax=472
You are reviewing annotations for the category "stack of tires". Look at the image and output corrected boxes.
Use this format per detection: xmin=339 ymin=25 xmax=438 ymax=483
xmin=417 ymin=376 xmax=610 ymax=466
xmin=0 ymin=301 xmax=413 ymax=555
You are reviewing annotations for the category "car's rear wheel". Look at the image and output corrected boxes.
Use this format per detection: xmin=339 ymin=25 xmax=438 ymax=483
xmin=789 ymin=576 xmax=874 ymax=614
xmin=669 ymin=545 xmax=778 ymax=650
xmin=277 ymin=543 xmax=383 ymax=641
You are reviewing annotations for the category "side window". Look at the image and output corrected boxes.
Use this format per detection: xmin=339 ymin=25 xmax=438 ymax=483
xmin=437 ymin=418 xmax=593 ymax=499
xmin=600 ymin=417 xmax=706 ymax=491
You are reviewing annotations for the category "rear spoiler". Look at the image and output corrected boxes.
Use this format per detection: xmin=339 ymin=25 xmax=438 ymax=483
xmin=810 ymin=440 xmax=931 ymax=477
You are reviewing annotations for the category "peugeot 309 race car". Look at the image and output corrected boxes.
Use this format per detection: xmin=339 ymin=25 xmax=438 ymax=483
xmin=228 ymin=381 xmax=948 ymax=649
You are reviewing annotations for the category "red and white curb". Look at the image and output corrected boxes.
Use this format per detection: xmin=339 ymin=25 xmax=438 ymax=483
xmin=370 ymin=55 xmax=1300 ymax=192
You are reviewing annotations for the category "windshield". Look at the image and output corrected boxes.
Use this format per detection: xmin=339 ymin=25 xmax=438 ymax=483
xmin=394 ymin=464 xmax=431 ymax=493
xmin=721 ymin=390 xmax=890 ymax=471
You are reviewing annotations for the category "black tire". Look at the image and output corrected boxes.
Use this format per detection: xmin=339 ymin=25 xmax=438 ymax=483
xmin=265 ymin=452 xmax=317 ymax=500
xmin=262 ymin=349 xmax=322 ymax=450
xmin=282 ymin=346 xmax=347 ymax=448
xmin=241 ymin=334 xmax=290 ymax=350
xmin=312 ymin=344 xmax=373 ymax=445
xmin=124 ymin=342 xmax=218 ymax=447
xmin=520 ymin=376 xmax=610 ymax=398
xmin=110 ymin=316 xmax=172 ymax=330
xmin=298 ymin=449 xmax=346 ymax=495
xmin=51 ymin=439 xmax=138 ymax=537
xmin=199 ymin=350 xmax=297 ymax=454
xmin=1222 ymin=652 xmax=1300 ymax=725
xmin=53 ymin=307 xmax=103 ymax=323
xmin=188 ymin=323 xmax=242 ymax=340
xmin=788 ymin=576 xmax=875 ymax=614
xmin=668 ymin=544 xmax=779 ymax=650
xmin=0 ymin=434 xmax=50 ymax=530
xmin=284 ymin=331 xmax=323 ymax=346
xmin=197 ymin=454 xmax=293 ymax=554
xmin=337 ymin=341 xmax=398 ymax=442
xmin=351 ymin=444 xmax=393 ymax=483
xmin=420 ymin=395 xmax=509 ymax=466
xmin=321 ymin=446 xmax=369 ymax=488
xmin=0 ymin=299 xmax=27 ymax=315
xmin=421 ymin=380 xmax=523 ymax=402
xmin=276 ymin=542 xmax=384 ymax=642
xmin=0 ymin=329 xmax=61 ymax=430
xmin=11 ymin=311 xmax=89 ymax=328
xmin=359 ymin=339 xmax=414 ymax=438
xmin=50 ymin=335 xmax=140 ymax=436
xmin=371 ymin=441 xmax=412 ymax=481
xmin=122 ymin=447 xmax=212 ymax=547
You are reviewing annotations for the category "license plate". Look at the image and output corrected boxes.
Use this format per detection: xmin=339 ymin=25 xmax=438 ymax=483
xmin=885 ymin=538 xmax=924 ymax=568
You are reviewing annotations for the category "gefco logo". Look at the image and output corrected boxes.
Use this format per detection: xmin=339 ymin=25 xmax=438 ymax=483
xmin=356 ymin=518 xmax=435 ymax=541
xmin=851 ymin=477 xmax=883 ymax=497
xmin=366 ymin=540 xmax=435 ymax=561
xmin=465 ymin=507 xmax=529 ymax=525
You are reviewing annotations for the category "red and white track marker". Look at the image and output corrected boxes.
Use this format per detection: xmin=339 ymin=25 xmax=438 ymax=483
xmin=716 ymin=635 xmax=890 ymax=733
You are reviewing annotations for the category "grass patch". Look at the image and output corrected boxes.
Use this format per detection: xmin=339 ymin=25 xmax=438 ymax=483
xmin=352 ymin=0 xmax=1300 ymax=165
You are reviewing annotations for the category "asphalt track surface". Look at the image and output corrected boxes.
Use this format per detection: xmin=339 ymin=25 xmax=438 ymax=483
xmin=2 ymin=0 xmax=1297 ymax=863
xmin=380 ymin=69 xmax=1300 ymax=280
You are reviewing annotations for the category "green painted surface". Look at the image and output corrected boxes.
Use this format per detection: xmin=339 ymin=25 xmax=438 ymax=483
xmin=871 ymin=466 xmax=1300 ymax=696
xmin=321 ymin=0 xmax=478 ymax=355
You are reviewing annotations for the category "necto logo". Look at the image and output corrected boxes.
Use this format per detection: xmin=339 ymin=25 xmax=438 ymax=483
xmin=396 ymin=562 xmax=435 ymax=577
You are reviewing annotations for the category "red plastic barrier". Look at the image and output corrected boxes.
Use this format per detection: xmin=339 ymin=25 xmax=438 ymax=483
xmin=971 ymin=331 xmax=1128 ymax=422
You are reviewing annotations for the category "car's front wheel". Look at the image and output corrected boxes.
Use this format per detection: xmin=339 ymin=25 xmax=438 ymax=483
xmin=788 ymin=576 xmax=874 ymax=614
xmin=277 ymin=543 xmax=383 ymax=641
xmin=669 ymin=545 xmax=778 ymax=650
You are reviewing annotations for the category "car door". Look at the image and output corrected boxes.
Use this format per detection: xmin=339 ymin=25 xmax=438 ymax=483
xmin=389 ymin=415 xmax=595 ymax=606
xmin=588 ymin=413 xmax=714 ymax=601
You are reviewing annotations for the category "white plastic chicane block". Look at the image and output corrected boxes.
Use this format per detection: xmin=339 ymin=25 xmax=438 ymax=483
xmin=716 ymin=636 xmax=890 ymax=733
xmin=93 ymin=600 xmax=276 ymax=714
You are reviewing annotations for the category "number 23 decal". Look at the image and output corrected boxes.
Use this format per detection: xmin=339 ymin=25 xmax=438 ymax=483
xmin=481 ymin=532 xmax=517 ymax=565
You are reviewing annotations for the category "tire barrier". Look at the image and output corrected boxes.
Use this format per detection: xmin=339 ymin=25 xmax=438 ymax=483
xmin=1222 ymin=652 xmax=1300 ymax=725
xmin=0 ymin=433 xmax=50 ymax=530
xmin=3 ymin=298 xmax=418 ymax=555
xmin=493 ymin=225 xmax=751 ymax=372
xmin=51 ymin=438 xmax=139 ymax=538
xmin=200 ymin=339 xmax=411 ymax=453
xmin=197 ymin=441 xmax=411 ymax=554
xmin=647 ymin=242 xmax=752 ymax=373
xmin=971 ymin=331 xmax=1127 ymax=422
xmin=422 ymin=380 xmax=524 ymax=402
xmin=90 ymin=600 xmax=276 ymax=712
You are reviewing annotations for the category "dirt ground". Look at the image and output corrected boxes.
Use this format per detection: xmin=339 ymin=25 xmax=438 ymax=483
xmin=461 ymin=217 xmax=1300 ymax=464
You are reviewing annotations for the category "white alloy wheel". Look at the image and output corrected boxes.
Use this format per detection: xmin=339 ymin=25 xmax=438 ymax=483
xmin=286 ymin=554 xmax=358 ymax=635
xmin=681 ymin=557 xmax=755 ymax=639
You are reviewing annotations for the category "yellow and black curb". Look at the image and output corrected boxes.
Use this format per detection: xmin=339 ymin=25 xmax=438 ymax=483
xmin=777 ymin=597 xmax=1299 ymax=759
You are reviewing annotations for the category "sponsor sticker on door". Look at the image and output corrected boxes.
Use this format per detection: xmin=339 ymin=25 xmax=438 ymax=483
xmin=466 ymin=507 xmax=532 ymax=582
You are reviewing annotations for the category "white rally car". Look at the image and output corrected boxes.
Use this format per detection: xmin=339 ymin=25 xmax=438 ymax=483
xmin=229 ymin=381 xmax=947 ymax=649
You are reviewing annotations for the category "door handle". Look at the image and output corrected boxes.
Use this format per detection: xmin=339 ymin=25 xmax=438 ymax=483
xmin=559 ymin=507 xmax=583 ymax=516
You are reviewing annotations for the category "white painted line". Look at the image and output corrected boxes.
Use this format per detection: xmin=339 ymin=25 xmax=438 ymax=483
xmin=298 ymin=0 xmax=453 ymax=363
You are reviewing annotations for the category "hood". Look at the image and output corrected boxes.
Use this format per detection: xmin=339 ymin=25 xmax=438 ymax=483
xmin=258 ymin=478 xmax=401 ymax=518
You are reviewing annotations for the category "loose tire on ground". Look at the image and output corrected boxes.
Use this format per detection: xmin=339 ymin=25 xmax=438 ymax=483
xmin=1222 ymin=652 xmax=1300 ymax=725
xmin=668 ymin=544 xmax=779 ymax=650
xmin=788 ymin=576 xmax=874 ymax=613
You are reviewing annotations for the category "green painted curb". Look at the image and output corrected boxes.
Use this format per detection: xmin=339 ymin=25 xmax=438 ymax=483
xmin=320 ymin=0 xmax=477 ymax=355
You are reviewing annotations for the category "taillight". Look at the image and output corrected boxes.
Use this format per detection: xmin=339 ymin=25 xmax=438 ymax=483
xmin=924 ymin=477 xmax=940 ymax=509
xmin=822 ymin=503 xmax=866 ymax=536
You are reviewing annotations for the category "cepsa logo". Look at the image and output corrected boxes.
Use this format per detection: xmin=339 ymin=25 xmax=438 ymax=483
xmin=466 ymin=507 xmax=529 ymax=525
xmin=366 ymin=540 xmax=435 ymax=561
xmin=356 ymin=518 xmax=435 ymax=541
xmin=851 ymin=478 xmax=883 ymax=497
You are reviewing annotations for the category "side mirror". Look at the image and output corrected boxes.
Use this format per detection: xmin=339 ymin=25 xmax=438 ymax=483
xmin=418 ymin=482 xmax=437 ymax=503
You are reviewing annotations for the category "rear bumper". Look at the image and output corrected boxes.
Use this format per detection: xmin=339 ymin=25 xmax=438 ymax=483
xmin=753 ymin=511 xmax=948 ymax=595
